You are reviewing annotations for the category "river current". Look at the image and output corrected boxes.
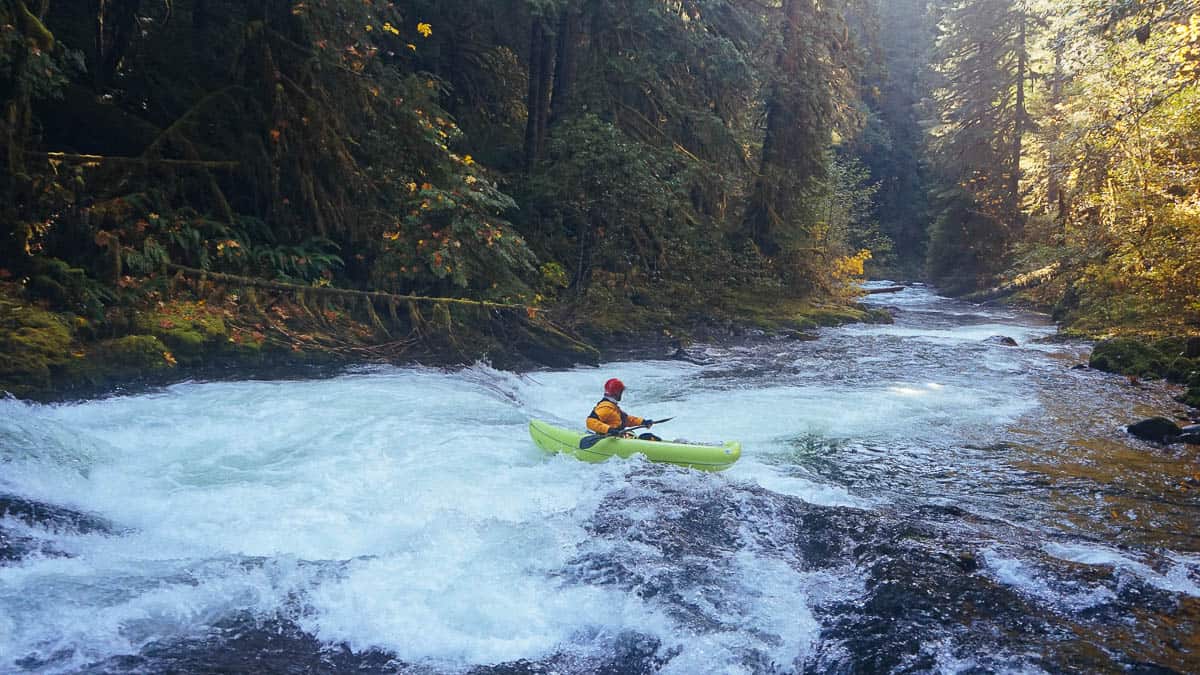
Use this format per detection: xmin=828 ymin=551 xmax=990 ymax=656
xmin=2 ymin=284 xmax=1198 ymax=673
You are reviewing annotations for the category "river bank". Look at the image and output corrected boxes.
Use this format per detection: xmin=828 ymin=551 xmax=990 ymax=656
xmin=0 ymin=279 xmax=891 ymax=402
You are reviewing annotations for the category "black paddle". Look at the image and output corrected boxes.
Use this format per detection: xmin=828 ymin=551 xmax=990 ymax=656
xmin=579 ymin=417 xmax=674 ymax=450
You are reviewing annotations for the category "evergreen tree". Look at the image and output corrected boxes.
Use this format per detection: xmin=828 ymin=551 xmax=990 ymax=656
xmin=926 ymin=0 xmax=1033 ymax=290
xmin=741 ymin=0 xmax=855 ymax=293
xmin=852 ymin=0 xmax=937 ymax=276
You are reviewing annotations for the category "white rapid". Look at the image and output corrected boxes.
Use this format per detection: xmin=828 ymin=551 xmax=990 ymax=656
xmin=2 ymin=284 xmax=1197 ymax=674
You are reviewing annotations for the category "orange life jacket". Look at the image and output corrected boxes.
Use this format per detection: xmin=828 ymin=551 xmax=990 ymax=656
xmin=586 ymin=398 xmax=644 ymax=434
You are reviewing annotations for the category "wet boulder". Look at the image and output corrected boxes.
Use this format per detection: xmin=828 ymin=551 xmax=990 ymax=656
xmin=985 ymin=335 xmax=1019 ymax=347
xmin=1126 ymin=417 xmax=1182 ymax=444
xmin=670 ymin=347 xmax=711 ymax=365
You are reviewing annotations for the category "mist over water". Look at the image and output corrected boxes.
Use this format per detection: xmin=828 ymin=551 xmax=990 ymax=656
xmin=3 ymin=284 xmax=1199 ymax=673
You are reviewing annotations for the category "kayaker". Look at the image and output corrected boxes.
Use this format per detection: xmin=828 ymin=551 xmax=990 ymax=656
xmin=587 ymin=378 xmax=660 ymax=440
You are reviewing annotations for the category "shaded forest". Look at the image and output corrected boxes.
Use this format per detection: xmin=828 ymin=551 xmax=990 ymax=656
xmin=1 ymin=0 xmax=1199 ymax=392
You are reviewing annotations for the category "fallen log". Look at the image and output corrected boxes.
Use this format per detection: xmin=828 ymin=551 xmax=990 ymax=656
xmin=963 ymin=263 xmax=1060 ymax=304
xmin=166 ymin=264 xmax=526 ymax=310
xmin=865 ymin=286 xmax=906 ymax=295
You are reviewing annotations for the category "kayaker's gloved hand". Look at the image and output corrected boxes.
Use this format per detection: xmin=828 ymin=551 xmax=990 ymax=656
xmin=607 ymin=427 xmax=624 ymax=436
xmin=644 ymin=419 xmax=655 ymax=428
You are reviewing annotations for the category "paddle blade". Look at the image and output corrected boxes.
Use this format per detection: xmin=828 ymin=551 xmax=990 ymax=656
xmin=579 ymin=433 xmax=609 ymax=450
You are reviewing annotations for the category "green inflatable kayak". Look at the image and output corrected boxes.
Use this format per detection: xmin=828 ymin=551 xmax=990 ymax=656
xmin=528 ymin=419 xmax=741 ymax=472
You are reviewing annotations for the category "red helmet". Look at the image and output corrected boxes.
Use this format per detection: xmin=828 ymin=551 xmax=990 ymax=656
xmin=604 ymin=378 xmax=625 ymax=399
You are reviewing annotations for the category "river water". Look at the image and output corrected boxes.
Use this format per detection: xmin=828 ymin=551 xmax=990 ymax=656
xmin=2 ymin=284 xmax=1198 ymax=673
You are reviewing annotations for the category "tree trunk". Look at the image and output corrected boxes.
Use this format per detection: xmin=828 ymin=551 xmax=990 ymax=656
xmin=1011 ymin=9 xmax=1026 ymax=224
xmin=523 ymin=16 xmax=555 ymax=169
xmin=93 ymin=0 xmax=142 ymax=90
xmin=1047 ymin=30 xmax=1066 ymax=225
xmin=741 ymin=0 xmax=811 ymax=256
xmin=550 ymin=5 xmax=580 ymax=125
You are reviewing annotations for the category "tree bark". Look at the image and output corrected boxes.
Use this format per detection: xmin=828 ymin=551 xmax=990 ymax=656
xmin=93 ymin=0 xmax=142 ymax=90
xmin=1047 ymin=30 xmax=1066 ymax=225
xmin=550 ymin=5 xmax=580 ymax=125
xmin=1011 ymin=9 xmax=1026 ymax=223
xmin=523 ymin=16 xmax=555 ymax=168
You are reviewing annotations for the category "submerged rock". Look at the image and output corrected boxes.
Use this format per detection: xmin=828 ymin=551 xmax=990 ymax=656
xmin=986 ymin=335 xmax=1019 ymax=347
xmin=1126 ymin=417 xmax=1183 ymax=444
xmin=0 ymin=494 xmax=114 ymax=564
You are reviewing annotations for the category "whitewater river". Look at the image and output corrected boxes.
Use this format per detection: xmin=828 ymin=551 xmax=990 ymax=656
xmin=2 ymin=284 xmax=1199 ymax=673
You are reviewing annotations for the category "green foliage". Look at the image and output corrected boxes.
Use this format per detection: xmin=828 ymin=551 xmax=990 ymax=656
xmin=23 ymin=257 xmax=111 ymax=320
xmin=0 ymin=0 xmax=86 ymax=99
xmin=520 ymin=114 xmax=694 ymax=288
xmin=373 ymin=169 xmax=534 ymax=295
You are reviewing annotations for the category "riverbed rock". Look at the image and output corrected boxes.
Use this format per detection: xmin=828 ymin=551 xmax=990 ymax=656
xmin=778 ymin=329 xmax=819 ymax=342
xmin=670 ymin=347 xmax=711 ymax=365
xmin=985 ymin=335 xmax=1018 ymax=347
xmin=1126 ymin=417 xmax=1183 ymax=444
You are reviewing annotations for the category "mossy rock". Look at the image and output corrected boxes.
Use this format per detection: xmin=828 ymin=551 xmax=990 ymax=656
xmin=0 ymin=296 xmax=74 ymax=395
xmin=93 ymin=335 xmax=174 ymax=371
xmin=135 ymin=301 xmax=228 ymax=364
xmin=1089 ymin=338 xmax=1167 ymax=379
xmin=1166 ymin=357 xmax=1199 ymax=384
xmin=52 ymin=335 xmax=175 ymax=394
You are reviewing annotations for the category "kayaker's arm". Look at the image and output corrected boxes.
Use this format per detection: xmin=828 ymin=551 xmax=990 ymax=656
xmin=586 ymin=417 xmax=613 ymax=434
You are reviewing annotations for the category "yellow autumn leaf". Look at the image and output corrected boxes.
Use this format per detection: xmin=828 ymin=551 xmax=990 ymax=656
xmin=417 ymin=22 xmax=433 ymax=38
